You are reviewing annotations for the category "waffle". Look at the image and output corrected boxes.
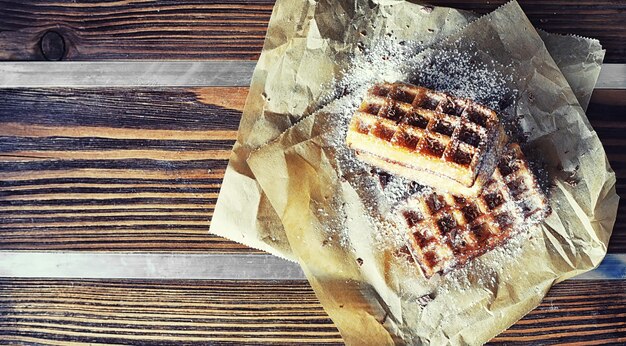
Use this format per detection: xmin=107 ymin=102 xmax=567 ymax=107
xmin=346 ymin=82 xmax=507 ymax=196
xmin=394 ymin=143 xmax=551 ymax=278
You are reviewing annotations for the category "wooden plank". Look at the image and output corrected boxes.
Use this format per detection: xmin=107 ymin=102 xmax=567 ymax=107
xmin=0 ymin=87 xmax=251 ymax=253
xmin=0 ymin=0 xmax=275 ymax=61
xmin=0 ymin=278 xmax=623 ymax=344
xmin=0 ymin=279 xmax=343 ymax=345
xmin=491 ymin=280 xmax=626 ymax=345
xmin=0 ymin=88 xmax=624 ymax=253
xmin=0 ymin=1 xmax=624 ymax=63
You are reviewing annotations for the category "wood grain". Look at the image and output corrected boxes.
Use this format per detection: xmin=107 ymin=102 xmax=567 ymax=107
xmin=0 ymin=0 xmax=274 ymax=61
xmin=0 ymin=87 xmax=246 ymax=252
xmin=0 ymin=279 xmax=624 ymax=345
xmin=0 ymin=1 xmax=624 ymax=63
xmin=0 ymin=87 xmax=624 ymax=253
xmin=0 ymin=279 xmax=343 ymax=345
xmin=491 ymin=280 xmax=626 ymax=344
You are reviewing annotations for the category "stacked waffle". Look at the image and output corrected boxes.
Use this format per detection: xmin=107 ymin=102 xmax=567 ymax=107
xmin=346 ymin=82 xmax=550 ymax=278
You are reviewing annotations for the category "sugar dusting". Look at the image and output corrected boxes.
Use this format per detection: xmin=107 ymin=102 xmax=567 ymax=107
xmin=316 ymin=37 xmax=539 ymax=286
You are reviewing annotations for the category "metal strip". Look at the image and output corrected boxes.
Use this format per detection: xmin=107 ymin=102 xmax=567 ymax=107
xmin=576 ymin=254 xmax=626 ymax=280
xmin=0 ymin=252 xmax=305 ymax=280
xmin=0 ymin=61 xmax=624 ymax=88
xmin=0 ymin=61 xmax=257 ymax=87
xmin=0 ymin=252 xmax=623 ymax=280
xmin=596 ymin=64 xmax=626 ymax=89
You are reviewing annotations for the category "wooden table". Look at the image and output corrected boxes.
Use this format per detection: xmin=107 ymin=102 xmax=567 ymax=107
xmin=0 ymin=1 xmax=624 ymax=344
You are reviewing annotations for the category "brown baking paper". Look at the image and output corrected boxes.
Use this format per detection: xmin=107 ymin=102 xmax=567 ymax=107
xmin=243 ymin=1 xmax=618 ymax=345
xmin=210 ymin=0 xmax=476 ymax=259
xmin=210 ymin=0 xmax=606 ymax=262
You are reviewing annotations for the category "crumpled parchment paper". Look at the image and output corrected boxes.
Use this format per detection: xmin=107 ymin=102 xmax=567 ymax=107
xmin=211 ymin=0 xmax=617 ymax=344
xmin=211 ymin=0 xmax=476 ymax=260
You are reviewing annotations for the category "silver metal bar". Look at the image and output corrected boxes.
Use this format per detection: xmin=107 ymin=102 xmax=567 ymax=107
xmin=596 ymin=63 xmax=626 ymax=89
xmin=0 ymin=61 xmax=257 ymax=87
xmin=0 ymin=251 xmax=623 ymax=280
xmin=0 ymin=61 xmax=624 ymax=89
xmin=0 ymin=252 xmax=305 ymax=280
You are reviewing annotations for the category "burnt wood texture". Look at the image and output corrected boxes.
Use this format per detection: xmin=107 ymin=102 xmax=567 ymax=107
xmin=0 ymin=279 xmax=624 ymax=345
xmin=0 ymin=0 xmax=624 ymax=62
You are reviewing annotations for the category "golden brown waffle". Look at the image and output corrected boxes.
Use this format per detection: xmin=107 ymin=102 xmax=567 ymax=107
xmin=346 ymin=82 xmax=507 ymax=196
xmin=394 ymin=143 xmax=551 ymax=278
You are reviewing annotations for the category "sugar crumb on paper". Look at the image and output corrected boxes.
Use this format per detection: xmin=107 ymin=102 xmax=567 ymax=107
xmin=314 ymin=37 xmax=542 ymax=284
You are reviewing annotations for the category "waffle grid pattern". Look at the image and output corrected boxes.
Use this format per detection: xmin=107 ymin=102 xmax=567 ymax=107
xmin=347 ymin=82 xmax=500 ymax=187
xmin=396 ymin=143 xmax=550 ymax=278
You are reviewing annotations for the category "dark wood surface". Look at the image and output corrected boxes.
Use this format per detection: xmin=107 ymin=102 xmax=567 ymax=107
xmin=0 ymin=278 xmax=624 ymax=345
xmin=0 ymin=0 xmax=625 ymax=63
xmin=0 ymin=279 xmax=343 ymax=345
xmin=0 ymin=88 xmax=624 ymax=253
xmin=0 ymin=87 xmax=253 ymax=252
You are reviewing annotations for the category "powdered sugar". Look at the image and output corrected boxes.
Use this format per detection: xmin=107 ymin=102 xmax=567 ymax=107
xmin=436 ymin=225 xmax=540 ymax=295
xmin=314 ymin=36 xmax=539 ymax=282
